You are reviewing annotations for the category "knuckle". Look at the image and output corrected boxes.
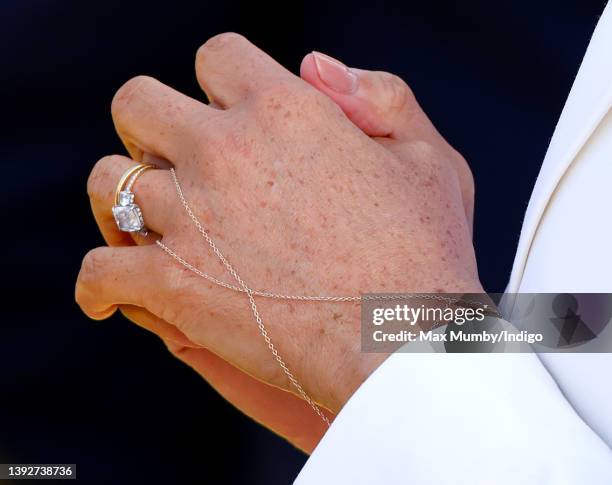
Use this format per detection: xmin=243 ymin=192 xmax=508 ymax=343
xmin=403 ymin=139 xmax=436 ymax=159
xmin=192 ymin=114 xmax=228 ymax=154
xmin=152 ymin=254 xmax=235 ymax=330
xmin=379 ymin=72 xmax=414 ymax=113
xmin=251 ymin=83 xmax=338 ymax=125
xmin=156 ymin=257 xmax=192 ymax=304
xmin=87 ymin=155 xmax=122 ymax=199
xmin=197 ymin=32 xmax=247 ymax=64
xmin=422 ymin=151 xmax=448 ymax=177
xmin=405 ymin=141 xmax=474 ymax=200
xmin=111 ymin=75 xmax=155 ymax=119
xmin=405 ymin=140 xmax=447 ymax=175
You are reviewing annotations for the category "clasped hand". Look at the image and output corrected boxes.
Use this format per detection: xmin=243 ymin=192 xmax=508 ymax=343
xmin=76 ymin=33 xmax=482 ymax=453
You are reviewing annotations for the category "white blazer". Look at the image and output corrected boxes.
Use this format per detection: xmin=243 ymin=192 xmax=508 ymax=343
xmin=296 ymin=2 xmax=612 ymax=483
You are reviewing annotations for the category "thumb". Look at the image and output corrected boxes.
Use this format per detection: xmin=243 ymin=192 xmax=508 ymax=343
xmin=300 ymin=51 xmax=429 ymax=139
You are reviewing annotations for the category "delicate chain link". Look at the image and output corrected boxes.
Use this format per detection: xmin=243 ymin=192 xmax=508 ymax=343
xmin=156 ymin=168 xmax=498 ymax=426
xmin=156 ymin=236 xmax=494 ymax=309
xmin=161 ymin=168 xmax=331 ymax=426
xmin=156 ymin=241 xmax=481 ymax=304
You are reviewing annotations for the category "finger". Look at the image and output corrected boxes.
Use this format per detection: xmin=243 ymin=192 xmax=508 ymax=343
xmin=195 ymin=33 xmax=300 ymax=108
xmin=111 ymin=75 xmax=215 ymax=163
xmin=301 ymin=52 xmax=475 ymax=228
xmin=300 ymin=52 xmax=433 ymax=139
xmin=165 ymin=340 xmax=333 ymax=453
xmin=76 ymin=245 xmax=160 ymax=320
xmin=87 ymin=155 xmax=176 ymax=244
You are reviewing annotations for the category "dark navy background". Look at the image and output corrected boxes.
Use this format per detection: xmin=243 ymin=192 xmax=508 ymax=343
xmin=0 ymin=0 xmax=607 ymax=483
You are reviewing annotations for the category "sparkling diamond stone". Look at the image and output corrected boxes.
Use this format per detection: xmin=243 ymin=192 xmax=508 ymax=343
xmin=112 ymin=204 xmax=144 ymax=232
xmin=118 ymin=190 xmax=135 ymax=206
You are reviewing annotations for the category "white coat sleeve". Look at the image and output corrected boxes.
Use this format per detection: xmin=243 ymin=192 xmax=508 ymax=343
xmin=295 ymin=352 xmax=612 ymax=484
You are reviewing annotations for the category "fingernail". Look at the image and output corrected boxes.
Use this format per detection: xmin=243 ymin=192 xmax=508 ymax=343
xmin=312 ymin=51 xmax=358 ymax=94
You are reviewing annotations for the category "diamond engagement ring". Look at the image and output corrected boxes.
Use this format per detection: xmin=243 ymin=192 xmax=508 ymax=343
xmin=112 ymin=163 xmax=155 ymax=234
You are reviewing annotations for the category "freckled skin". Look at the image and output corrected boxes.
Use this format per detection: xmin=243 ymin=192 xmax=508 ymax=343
xmin=162 ymin=99 xmax=475 ymax=397
xmin=78 ymin=34 xmax=482 ymax=454
xmin=151 ymin=89 xmax=481 ymax=411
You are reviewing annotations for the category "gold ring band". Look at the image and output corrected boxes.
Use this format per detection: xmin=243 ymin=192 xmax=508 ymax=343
xmin=114 ymin=163 xmax=154 ymax=205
